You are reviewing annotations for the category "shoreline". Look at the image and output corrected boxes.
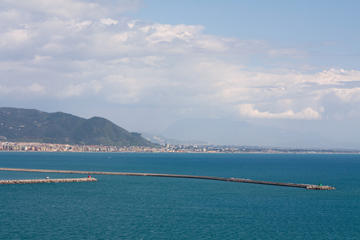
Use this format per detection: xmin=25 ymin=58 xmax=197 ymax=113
xmin=1 ymin=141 xmax=359 ymax=154
xmin=0 ymin=150 xmax=359 ymax=154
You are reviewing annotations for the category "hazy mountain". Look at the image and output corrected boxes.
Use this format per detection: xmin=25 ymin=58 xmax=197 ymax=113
xmin=142 ymin=132 xmax=207 ymax=145
xmin=0 ymin=107 xmax=155 ymax=147
xmin=161 ymin=118 xmax=360 ymax=149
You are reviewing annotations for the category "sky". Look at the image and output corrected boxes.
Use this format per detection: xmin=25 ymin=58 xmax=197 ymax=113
xmin=1 ymin=0 xmax=360 ymax=148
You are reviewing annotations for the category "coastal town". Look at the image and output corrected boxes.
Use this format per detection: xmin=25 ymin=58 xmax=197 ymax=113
xmin=0 ymin=141 xmax=359 ymax=154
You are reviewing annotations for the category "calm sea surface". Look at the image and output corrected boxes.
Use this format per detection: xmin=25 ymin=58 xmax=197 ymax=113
xmin=0 ymin=152 xmax=359 ymax=239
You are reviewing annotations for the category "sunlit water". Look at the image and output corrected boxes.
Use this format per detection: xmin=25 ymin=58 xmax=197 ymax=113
xmin=0 ymin=152 xmax=359 ymax=239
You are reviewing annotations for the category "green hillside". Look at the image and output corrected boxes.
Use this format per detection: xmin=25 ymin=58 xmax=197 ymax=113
xmin=0 ymin=107 xmax=155 ymax=147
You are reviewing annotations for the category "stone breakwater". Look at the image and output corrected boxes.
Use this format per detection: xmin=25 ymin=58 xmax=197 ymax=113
xmin=0 ymin=177 xmax=97 ymax=184
xmin=0 ymin=167 xmax=335 ymax=190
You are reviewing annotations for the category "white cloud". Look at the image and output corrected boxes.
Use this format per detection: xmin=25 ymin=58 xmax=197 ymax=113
xmin=59 ymin=80 xmax=103 ymax=98
xmin=238 ymin=104 xmax=321 ymax=120
xmin=195 ymin=36 xmax=228 ymax=51
xmin=0 ymin=29 xmax=30 ymax=48
xmin=144 ymin=24 xmax=201 ymax=44
xmin=100 ymin=18 xmax=118 ymax=25
xmin=42 ymin=43 xmax=64 ymax=52
xmin=104 ymin=75 xmax=143 ymax=104
xmin=1 ymin=0 xmax=105 ymax=19
xmin=0 ymin=85 xmax=11 ymax=94
xmin=141 ymin=56 xmax=164 ymax=66
xmin=32 ymin=55 xmax=52 ymax=63
xmin=304 ymin=68 xmax=360 ymax=85
xmin=0 ymin=82 xmax=45 ymax=96
xmin=0 ymin=0 xmax=360 ymax=125
xmin=127 ymin=21 xmax=137 ymax=29
xmin=28 ymin=83 xmax=45 ymax=93
xmin=0 ymin=9 xmax=22 ymax=22
xmin=111 ymin=32 xmax=130 ymax=42
xmin=333 ymin=88 xmax=360 ymax=102
xmin=60 ymin=84 xmax=85 ymax=97
xmin=71 ymin=20 xmax=92 ymax=31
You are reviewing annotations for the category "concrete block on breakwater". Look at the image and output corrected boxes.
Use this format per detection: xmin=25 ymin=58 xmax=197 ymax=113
xmin=0 ymin=177 xmax=97 ymax=184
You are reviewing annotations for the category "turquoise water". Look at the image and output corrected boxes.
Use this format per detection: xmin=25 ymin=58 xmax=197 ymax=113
xmin=0 ymin=152 xmax=359 ymax=239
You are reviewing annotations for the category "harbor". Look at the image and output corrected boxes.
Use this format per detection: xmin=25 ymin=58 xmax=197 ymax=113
xmin=0 ymin=167 xmax=334 ymax=190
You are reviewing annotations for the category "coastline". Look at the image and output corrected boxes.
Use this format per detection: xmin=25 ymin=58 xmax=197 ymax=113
xmin=1 ymin=141 xmax=359 ymax=154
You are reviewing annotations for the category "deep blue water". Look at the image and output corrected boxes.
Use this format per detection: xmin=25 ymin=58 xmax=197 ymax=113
xmin=0 ymin=152 xmax=359 ymax=239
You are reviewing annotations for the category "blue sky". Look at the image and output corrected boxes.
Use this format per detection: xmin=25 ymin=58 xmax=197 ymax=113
xmin=1 ymin=0 xmax=360 ymax=148
xmin=133 ymin=1 xmax=359 ymax=42
xmin=132 ymin=0 xmax=360 ymax=69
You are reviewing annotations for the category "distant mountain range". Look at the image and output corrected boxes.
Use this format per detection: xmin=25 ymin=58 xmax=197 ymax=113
xmin=0 ymin=107 xmax=155 ymax=147
xmin=142 ymin=132 xmax=207 ymax=145
xmin=159 ymin=117 xmax=360 ymax=149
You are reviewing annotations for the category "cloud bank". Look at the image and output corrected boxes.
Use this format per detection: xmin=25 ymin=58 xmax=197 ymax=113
xmin=1 ymin=0 xmax=360 ymax=127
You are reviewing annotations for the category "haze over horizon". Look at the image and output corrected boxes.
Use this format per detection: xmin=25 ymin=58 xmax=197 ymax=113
xmin=1 ymin=0 xmax=360 ymax=148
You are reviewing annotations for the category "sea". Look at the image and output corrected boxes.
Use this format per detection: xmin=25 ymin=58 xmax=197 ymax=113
xmin=0 ymin=152 xmax=359 ymax=239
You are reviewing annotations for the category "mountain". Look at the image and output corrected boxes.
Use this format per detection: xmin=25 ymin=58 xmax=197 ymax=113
xmin=0 ymin=107 xmax=155 ymax=147
xmin=142 ymin=132 xmax=207 ymax=145
xmin=161 ymin=118 xmax=360 ymax=149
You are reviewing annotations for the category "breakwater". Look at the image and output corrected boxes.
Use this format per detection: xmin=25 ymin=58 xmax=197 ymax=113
xmin=0 ymin=177 xmax=97 ymax=184
xmin=0 ymin=167 xmax=334 ymax=190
